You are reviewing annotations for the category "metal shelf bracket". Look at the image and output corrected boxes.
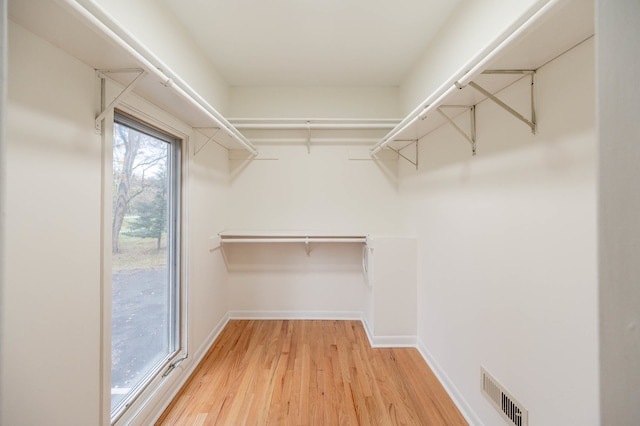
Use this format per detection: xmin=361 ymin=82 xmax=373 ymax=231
xmin=467 ymin=70 xmax=537 ymax=134
xmin=194 ymin=127 xmax=221 ymax=155
xmin=95 ymin=68 xmax=147 ymax=134
xmin=437 ymin=105 xmax=477 ymax=155
xmin=383 ymin=139 xmax=419 ymax=170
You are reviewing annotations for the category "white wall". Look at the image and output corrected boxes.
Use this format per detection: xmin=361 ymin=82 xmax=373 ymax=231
xmin=230 ymin=86 xmax=401 ymax=119
xmin=399 ymin=0 xmax=545 ymax=114
xmin=226 ymin=242 xmax=365 ymax=317
xmin=400 ymin=38 xmax=597 ymax=425
xmin=227 ymin=85 xmax=402 ymax=234
xmin=363 ymin=237 xmax=417 ymax=345
xmin=2 ymin=21 xmax=102 ymax=425
xmin=228 ymin=144 xmax=399 ymax=234
xmin=186 ymin=134 xmax=231 ymax=352
xmin=597 ymin=0 xmax=640 ymax=424
xmin=225 ymin=142 xmax=401 ymax=316
xmin=224 ymin=87 xmax=405 ymax=318
xmin=1 ymin=21 xmax=232 ymax=426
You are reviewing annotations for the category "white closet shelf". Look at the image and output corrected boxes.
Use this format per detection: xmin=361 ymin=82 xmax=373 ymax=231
xmin=219 ymin=231 xmax=368 ymax=256
xmin=372 ymin=0 xmax=594 ymax=162
xmin=226 ymin=118 xmax=403 ymax=154
xmin=227 ymin=118 xmax=401 ymax=132
xmin=219 ymin=231 xmax=368 ymax=243
xmin=9 ymin=0 xmax=257 ymax=155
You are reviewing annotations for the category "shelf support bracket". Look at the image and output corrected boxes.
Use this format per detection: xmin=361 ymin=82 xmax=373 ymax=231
xmin=306 ymin=121 xmax=311 ymax=154
xmin=467 ymin=70 xmax=536 ymax=134
xmin=194 ymin=127 xmax=221 ymax=155
xmin=95 ymin=68 xmax=147 ymax=134
xmin=305 ymin=237 xmax=311 ymax=256
xmin=384 ymin=139 xmax=418 ymax=170
xmin=437 ymin=105 xmax=477 ymax=155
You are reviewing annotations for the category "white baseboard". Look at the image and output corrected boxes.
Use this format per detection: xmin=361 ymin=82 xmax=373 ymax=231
xmin=370 ymin=334 xmax=417 ymax=347
xmin=361 ymin=317 xmax=416 ymax=347
xmin=228 ymin=310 xmax=362 ymax=320
xmin=416 ymin=338 xmax=483 ymax=426
xmin=362 ymin=315 xmax=375 ymax=347
xmin=144 ymin=312 xmax=231 ymax=425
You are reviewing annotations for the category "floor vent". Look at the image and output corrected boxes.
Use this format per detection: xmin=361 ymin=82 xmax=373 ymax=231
xmin=481 ymin=367 xmax=528 ymax=426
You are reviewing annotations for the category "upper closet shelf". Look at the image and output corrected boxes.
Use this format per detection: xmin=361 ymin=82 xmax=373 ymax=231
xmin=371 ymin=0 xmax=594 ymax=163
xmin=228 ymin=118 xmax=401 ymax=131
xmin=9 ymin=0 xmax=258 ymax=155
xmin=226 ymin=118 xmax=402 ymax=153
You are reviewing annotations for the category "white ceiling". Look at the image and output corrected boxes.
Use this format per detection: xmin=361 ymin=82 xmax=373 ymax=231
xmin=160 ymin=0 xmax=464 ymax=87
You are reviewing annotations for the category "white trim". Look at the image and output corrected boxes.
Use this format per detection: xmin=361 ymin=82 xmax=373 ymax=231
xmin=228 ymin=310 xmax=362 ymax=321
xmin=143 ymin=313 xmax=231 ymax=425
xmin=416 ymin=338 xmax=483 ymax=426
xmin=360 ymin=318 xmax=416 ymax=347
xmin=361 ymin=315 xmax=375 ymax=347
xmin=370 ymin=334 xmax=416 ymax=348
xmin=109 ymin=102 xmax=187 ymax=426
xmin=99 ymin=95 xmax=114 ymax=426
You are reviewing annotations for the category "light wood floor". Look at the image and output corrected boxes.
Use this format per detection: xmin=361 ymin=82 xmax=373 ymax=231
xmin=156 ymin=320 xmax=467 ymax=425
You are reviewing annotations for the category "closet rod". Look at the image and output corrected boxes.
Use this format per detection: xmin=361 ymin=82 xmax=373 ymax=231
xmin=64 ymin=0 xmax=258 ymax=156
xmin=232 ymin=123 xmax=398 ymax=130
xmin=235 ymin=123 xmax=395 ymax=130
xmin=229 ymin=118 xmax=401 ymax=123
xmin=249 ymin=137 xmax=379 ymax=144
xmin=370 ymin=0 xmax=561 ymax=156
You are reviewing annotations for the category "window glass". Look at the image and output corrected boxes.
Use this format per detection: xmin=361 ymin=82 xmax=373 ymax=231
xmin=111 ymin=113 xmax=180 ymax=418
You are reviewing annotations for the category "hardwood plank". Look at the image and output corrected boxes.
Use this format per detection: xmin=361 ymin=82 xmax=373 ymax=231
xmin=156 ymin=320 xmax=467 ymax=426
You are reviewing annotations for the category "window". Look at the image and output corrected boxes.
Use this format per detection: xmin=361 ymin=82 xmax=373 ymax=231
xmin=110 ymin=112 xmax=182 ymax=421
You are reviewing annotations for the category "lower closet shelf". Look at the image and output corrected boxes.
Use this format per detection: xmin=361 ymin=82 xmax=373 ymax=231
xmin=218 ymin=231 xmax=368 ymax=256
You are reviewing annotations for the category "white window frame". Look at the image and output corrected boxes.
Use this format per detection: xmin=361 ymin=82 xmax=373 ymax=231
xmin=100 ymin=84 xmax=189 ymax=426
